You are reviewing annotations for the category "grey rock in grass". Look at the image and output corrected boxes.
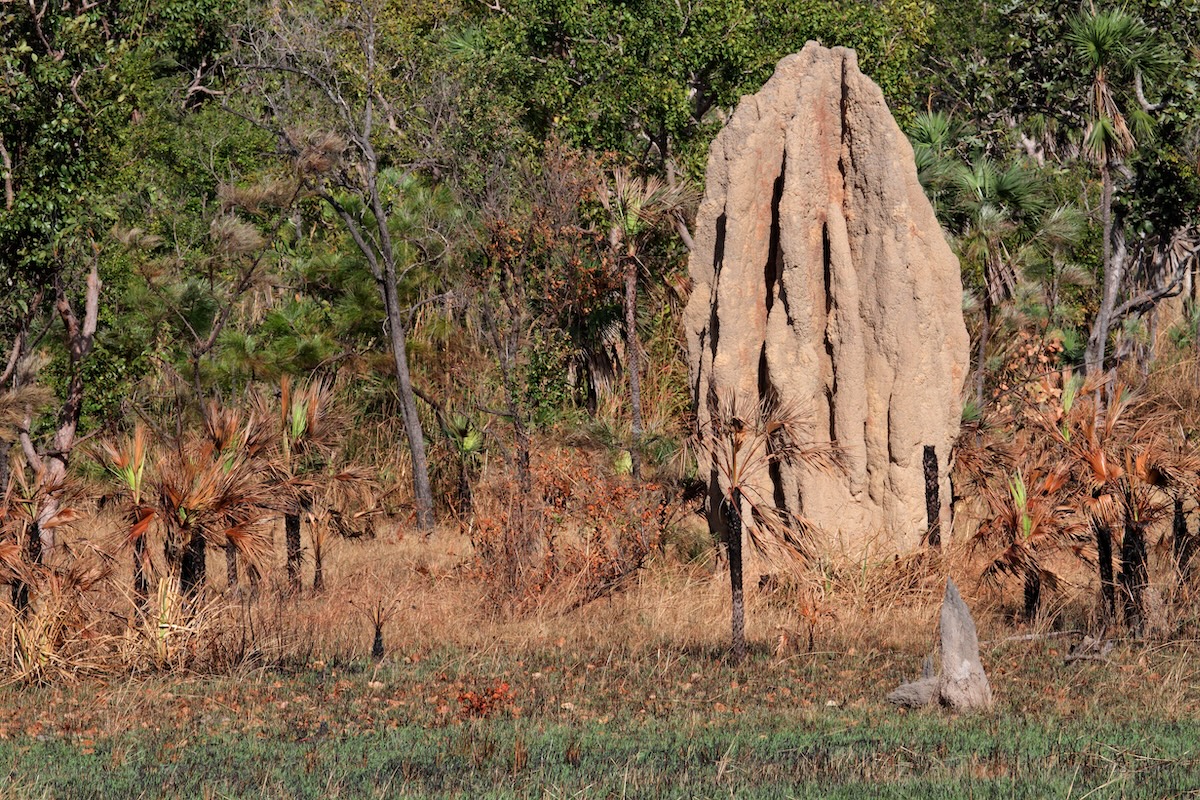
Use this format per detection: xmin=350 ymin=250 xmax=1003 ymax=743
xmin=886 ymin=675 xmax=937 ymax=708
xmin=888 ymin=578 xmax=992 ymax=712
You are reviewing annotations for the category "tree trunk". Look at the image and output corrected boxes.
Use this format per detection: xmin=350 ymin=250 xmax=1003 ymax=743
xmin=1096 ymin=521 xmax=1116 ymax=626
xmin=456 ymin=457 xmax=473 ymax=513
xmin=624 ymin=259 xmax=643 ymax=480
xmin=225 ymin=541 xmax=238 ymax=591
xmin=728 ymin=489 xmax=746 ymax=665
xmin=1120 ymin=518 xmax=1148 ymax=635
xmin=1023 ymin=569 xmax=1041 ymax=622
xmin=285 ymin=512 xmax=302 ymax=592
xmin=313 ymin=549 xmax=324 ymax=592
xmin=371 ymin=623 xmax=385 ymax=660
xmin=11 ymin=519 xmax=40 ymax=613
xmin=379 ymin=275 xmax=435 ymax=533
xmin=1086 ymin=162 xmax=1123 ymax=384
xmin=133 ymin=533 xmax=149 ymax=610
xmin=28 ymin=262 xmax=101 ymax=558
xmin=180 ymin=534 xmax=207 ymax=598
xmin=923 ymin=445 xmax=941 ymax=548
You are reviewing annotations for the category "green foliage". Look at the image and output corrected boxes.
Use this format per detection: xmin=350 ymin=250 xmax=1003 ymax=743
xmin=524 ymin=327 xmax=577 ymax=427
xmin=474 ymin=0 xmax=934 ymax=180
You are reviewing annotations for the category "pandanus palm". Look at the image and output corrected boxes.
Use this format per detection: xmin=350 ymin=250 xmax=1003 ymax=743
xmin=974 ymin=459 xmax=1087 ymax=620
xmin=153 ymin=400 xmax=274 ymax=598
xmin=1055 ymin=381 xmax=1173 ymax=631
xmin=1070 ymin=7 xmax=1173 ymax=378
xmin=699 ymin=390 xmax=840 ymax=664
xmin=256 ymin=377 xmax=344 ymax=592
xmin=601 ymin=168 xmax=693 ymax=478
xmin=95 ymin=425 xmax=153 ymax=607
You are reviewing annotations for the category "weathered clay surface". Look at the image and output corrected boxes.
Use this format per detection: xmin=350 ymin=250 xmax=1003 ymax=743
xmin=888 ymin=579 xmax=992 ymax=712
xmin=937 ymin=578 xmax=992 ymax=711
xmin=685 ymin=42 xmax=969 ymax=554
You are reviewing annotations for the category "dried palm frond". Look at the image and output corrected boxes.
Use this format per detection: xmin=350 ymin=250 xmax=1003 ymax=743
xmin=153 ymin=420 xmax=273 ymax=578
xmin=210 ymin=214 xmax=266 ymax=257
xmin=698 ymin=389 xmax=841 ymax=560
xmin=0 ymin=383 xmax=53 ymax=443
xmin=952 ymin=413 xmax=1014 ymax=492
xmin=973 ymin=458 xmax=1089 ymax=614
xmin=218 ymin=177 xmax=300 ymax=214
xmin=7 ymin=562 xmax=112 ymax=686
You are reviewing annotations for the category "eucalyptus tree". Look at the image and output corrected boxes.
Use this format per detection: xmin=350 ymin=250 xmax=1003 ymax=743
xmin=232 ymin=0 xmax=473 ymax=532
xmin=471 ymin=0 xmax=934 ymax=264
xmin=0 ymin=0 xmax=135 ymax=572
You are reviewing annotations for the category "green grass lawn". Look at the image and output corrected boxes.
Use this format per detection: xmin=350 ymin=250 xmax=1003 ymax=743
xmin=3 ymin=637 xmax=1199 ymax=799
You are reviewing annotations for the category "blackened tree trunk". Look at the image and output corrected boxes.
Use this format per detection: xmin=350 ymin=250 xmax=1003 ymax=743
xmin=11 ymin=520 xmax=40 ymax=612
xmin=1120 ymin=518 xmax=1148 ymax=635
xmin=923 ymin=445 xmax=940 ymax=548
xmin=313 ymin=548 xmax=325 ymax=593
xmin=225 ymin=541 xmax=238 ymax=591
xmin=1096 ymin=522 xmax=1116 ymax=626
xmin=180 ymin=535 xmax=207 ymax=598
xmin=728 ymin=488 xmax=746 ymax=665
xmin=285 ymin=512 xmax=302 ymax=592
xmin=133 ymin=534 xmax=149 ymax=610
xmin=1023 ymin=569 xmax=1041 ymax=622
xmin=371 ymin=623 xmax=385 ymax=660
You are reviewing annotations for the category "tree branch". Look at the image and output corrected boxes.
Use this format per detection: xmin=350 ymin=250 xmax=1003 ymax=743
xmin=0 ymin=132 xmax=13 ymax=211
xmin=1134 ymin=70 xmax=1161 ymax=113
xmin=18 ymin=410 xmax=43 ymax=473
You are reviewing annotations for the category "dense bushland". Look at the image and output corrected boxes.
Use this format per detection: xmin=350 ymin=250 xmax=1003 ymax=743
xmin=1 ymin=0 xmax=1200 ymax=701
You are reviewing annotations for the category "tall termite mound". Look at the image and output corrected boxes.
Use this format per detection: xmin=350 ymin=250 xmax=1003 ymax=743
xmin=685 ymin=42 xmax=970 ymax=555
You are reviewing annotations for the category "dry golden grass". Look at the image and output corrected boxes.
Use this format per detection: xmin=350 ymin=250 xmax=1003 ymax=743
xmin=5 ymin=463 xmax=1198 ymax=701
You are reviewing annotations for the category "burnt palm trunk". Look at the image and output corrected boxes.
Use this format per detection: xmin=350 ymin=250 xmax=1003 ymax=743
xmin=923 ymin=445 xmax=941 ymax=548
xmin=1120 ymin=517 xmax=1148 ymax=635
xmin=133 ymin=534 xmax=149 ymax=610
xmin=728 ymin=488 xmax=746 ymax=665
xmin=225 ymin=541 xmax=238 ymax=591
xmin=1096 ymin=521 xmax=1116 ymax=626
xmin=313 ymin=547 xmax=325 ymax=592
xmin=1023 ymin=569 xmax=1042 ymax=622
xmin=285 ymin=512 xmax=302 ymax=592
xmin=456 ymin=459 xmax=473 ymax=512
xmin=371 ymin=621 xmax=385 ymax=660
xmin=180 ymin=534 xmax=207 ymax=598
xmin=11 ymin=520 xmax=40 ymax=612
